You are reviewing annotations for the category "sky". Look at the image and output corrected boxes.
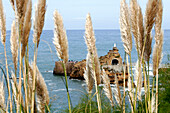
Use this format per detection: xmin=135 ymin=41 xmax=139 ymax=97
xmin=3 ymin=0 xmax=170 ymax=30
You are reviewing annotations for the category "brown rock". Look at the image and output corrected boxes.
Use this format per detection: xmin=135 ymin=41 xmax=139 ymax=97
xmin=69 ymin=60 xmax=86 ymax=80
xmin=53 ymin=61 xmax=75 ymax=76
xmin=53 ymin=46 xmax=129 ymax=86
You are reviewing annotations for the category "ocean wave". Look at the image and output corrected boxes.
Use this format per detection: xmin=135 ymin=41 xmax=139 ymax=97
xmin=48 ymin=83 xmax=56 ymax=86
xmin=53 ymin=88 xmax=75 ymax=92
xmin=44 ymin=70 xmax=53 ymax=73
xmin=45 ymin=80 xmax=52 ymax=82
xmin=70 ymin=79 xmax=83 ymax=82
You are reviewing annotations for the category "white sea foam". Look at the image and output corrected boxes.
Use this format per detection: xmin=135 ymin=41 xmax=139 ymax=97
xmin=48 ymin=83 xmax=56 ymax=86
xmin=45 ymin=70 xmax=53 ymax=73
xmin=70 ymin=79 xmax=83 ymax=82
xmin=53 ymin=88 xmax=75 ymax=92
xmin=45 ymin=80 xmax=52 ymax=82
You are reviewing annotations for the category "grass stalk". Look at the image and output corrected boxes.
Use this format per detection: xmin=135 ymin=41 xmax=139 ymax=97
xmin=61 ymin=61 xmax=72 ymax=113
xmin=139 ymin=34 xmax=148 ymax=113
xmin=142 ymin=59 xmax=148 ymax=113
xmin=156 ymin=57 xmax=159 ymax=113
xmin=31 ymin=44 xmax=38 ymax=113
xmin=123 ymin=62 xmax=126 ymax=113
xmin=22 ymin=58 xmax=29 ymax=113
xmin=147 ymin=61 xmax=151 ymax=112
xmin=85 ymin=92 xmax=97 ymax=113
xmin=89 ymin=93 xmax=91 ymax=113
xmin=3 ymin=44 xmax=13 ymax=112
xmin=151 ymin=77 xmax=155 ymax=113
xmin=134 ymin=62 xmax=140 ymax=109
xmin=92 ymin=59 xmax=102 ymax=113
xmin=126 ymin=55 xmax=134 ymax=113
xmin=18 ymin=21 xmax=24 ymax=113
xmin=129 ymin=53 xmax=136 ymax=110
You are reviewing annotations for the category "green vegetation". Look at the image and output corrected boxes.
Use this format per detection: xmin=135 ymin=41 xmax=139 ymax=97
xmin=158 ymin=60 xmax=170 ymax=112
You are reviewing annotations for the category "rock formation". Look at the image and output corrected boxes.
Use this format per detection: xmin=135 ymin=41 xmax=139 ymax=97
xmin=53 ymin=61 xmax=75 ymax=75
xmin=53 ymin=45 xmax=128 ymax=86
xmin=69 ymin=60 xmax=86 ymax=80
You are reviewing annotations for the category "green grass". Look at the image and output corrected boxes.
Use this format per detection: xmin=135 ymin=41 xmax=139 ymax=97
xmin=158 ymin=67 xmax=170 ymax=113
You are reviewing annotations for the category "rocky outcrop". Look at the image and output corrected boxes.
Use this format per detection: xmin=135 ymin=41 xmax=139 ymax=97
xmin=69 ymin=60 xmax=86 ymax=80
xmin=53 ymin=61 xmax=75 ymax=76
xmin=53 ymin=45 xmax=129 ymax=85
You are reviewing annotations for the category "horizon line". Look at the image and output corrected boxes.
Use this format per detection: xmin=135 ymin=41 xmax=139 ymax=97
xmin=6 ymin=28 xmax=170 ymax=31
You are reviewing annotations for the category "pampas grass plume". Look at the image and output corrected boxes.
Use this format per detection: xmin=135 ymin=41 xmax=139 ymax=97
xmin=10 ymin=21 xmax=18 ymax=72
xmin=153 ymin=30 xmax=163 ymax=76
xmin=35 ymin=65 xmax=50 ymax=112
xmin=102 ymin=70 xmax=114 ymax=107
xmin=85 ymin=13 xmax=101 ymax=85
xmin=153 ymin=0 xmax=163 ymax=76
xmin=155 ymin=0 xmax=163 ymax=42
xmin=144 ymin=0 xmax=158 ymax=62
xmin=120 ymin=0 xmax=132 ymax=55
xmin=130 ymin=0 xmax=144 ymax=55
xmin=84 ymin=53 xmax=94 ymax=93
xmin=53 ymin=10 xmax=69 ymax=63
xmin=114 ymin=74 xmax=122 ymax=107
xmin=10 ymin=0 xmax=15 ymax=11
xmin=29 ymin=63 xmax=49 ymax=112
xmin=33 ymin=0 xmax=46 ymax=47
xmin=0 ymin=79 xmax=5 ymax=111
xmin=21 ymin=0 xmax=32 ymax=58
xmin=137 ymin=6 xmax=144 ymax=56
xmin=0 ymin=0 xmax=6 ymax=45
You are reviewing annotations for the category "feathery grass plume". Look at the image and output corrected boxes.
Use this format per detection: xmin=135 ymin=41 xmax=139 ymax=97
xmin=21 ymin=0 xmax=32 ymax=58
xmin=27 ymin=63 xmax=35 ymax=110
xmin=137 ymin=6 xmax=144 ymax=56
xmin=130 ymin=0 xmax=138 ymax=43
xmin=10 ymin=0 xmax=15 ymax=11
xmin=85 ymin=13 xmax=101 ymax=85
xmin=130 ymin=0 xmax=144 ymax=55
xmin=0 ymin=0 xmax=13 ymax=112
xmin=153 ymin=31 xmax=163 ymax=113
xmin=15 ymin=0 xmax=28 ymax=20
xmin=28 ymin=63 xmax=49 ymax=112
xmin=10 ymin=21 xmax=18 ymax=72
xmin=0 ymin=79 xmax=5 ymax=111
xmin=102 ymin=70 xmax=114 ymax=107
xmin=120 ymin=0 xmax=132 ymax=55
xmin=84 ymin=53 xmax=94 ymax=93
xmin=155 ymin=0 xmax=163 ymax=42
xmin=114 ymin=74 xmax=122 ymax=107
xmin=134 ymin=60 xmax=142 ymax=100
xmin=85 ymin=13 xmax=102 ymax=113
xmin=144 ymin=0 xmax=158 ymax=62
xmin=153 ymin=30 xmax=163 ymax=76
xmin=35 ymin=65 xmax=50 ymax=112
xmin=53 ymin=10 xmax=69 ymax=63
xmin=0 ymin=0 xmax=6 ymax=45
xmin=151 ymin=94 xmax=156 ymax=113
xmin=144 ymin=33 xmax=153 ymax=62
xmin=15 ymin=0 xmax=28 ymax=36
xmin=154 ymin=3 xmax=163 ymax=112
xmin=33 ymin=0 xmax=46 ymax=47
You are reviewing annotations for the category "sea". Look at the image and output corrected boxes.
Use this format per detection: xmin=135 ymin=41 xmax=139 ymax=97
xmin=0 ymin=30 xmax=169 ymax=112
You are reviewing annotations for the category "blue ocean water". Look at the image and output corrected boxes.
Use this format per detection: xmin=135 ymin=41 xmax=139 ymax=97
xmin=0 ymin=30 xmax=169 ymax=112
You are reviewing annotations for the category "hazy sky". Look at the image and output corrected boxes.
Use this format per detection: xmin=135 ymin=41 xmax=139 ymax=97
xmin=3 ymin=0 xmax=170 ymax=30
